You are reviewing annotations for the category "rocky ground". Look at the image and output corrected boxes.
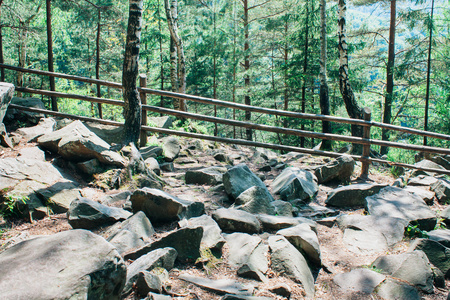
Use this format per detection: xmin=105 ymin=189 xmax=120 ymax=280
xmin=1 ymin=111 xmax=450 ymax=300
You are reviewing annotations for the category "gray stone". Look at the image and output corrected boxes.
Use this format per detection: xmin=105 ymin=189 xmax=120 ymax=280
xmin=432 ymin=266 xmax=446 ymax=288
xmin=271 ymin=167 xmax=318 ymax=203
xmin=37 ymin=181 xmax=82 ymax=213
xmin=160 ymin=162 xmax=174 ymax=172
xmin=407 ymin=175 xmax=439 ymax=187
xmin=130 ymin=188 xmax=204 ymax=223
xmin=77 ymin=159 xmax=104 ymax=175
xmin=162 ymin=136 xmax=180 ymax=161
xmin=270 ymin=200 xmax=294 ymax=217
xmin=375 ymin=278 xmax=420 ymax=300
xmin=342 ymin=228 xmax=388 ymax=254
xmin=124 ymin=247 xmax=177 ymax=295
xmin=333 ymin=268 xmax=385 ymax=294
xmin=277 ymin=223 xmax=321 ymax=265
xmin=5 ymin=97 xmax=46 ymax=122
xmin=124 ymin=226 xmax=203 ymax=263
xmin=101 ymin=191 xmax=132 ymax=205
xmin=404 ymin=186 xmax=436 ymax=205
xmin=135 ymin=271 xmax=162 ymax=296
xmin=371 ymin=251 xmax=434 ymax=293
xmin=365 ymin=186 xmax=436 ymax=231
xmin=411 ymin=159 xmax=446 ymax=177
xmin=148 ymin=116 xmax=173 ymax=129
xmin=67 ymin=197 xmax=132 ymax=229
xmin=178 ymin=215 xmax=225 ymax=253
xmin=234 ymin=186 xmax=275 ymax=215
xmin=84 ymin=122 xmax=125 ymax=145
xmin=325 ymin=183 xmax=387 ymax=207
xmin=429 ymin=155 xmax=450 ymax=170
xmin=179 ymin=274 xmax=253 ymax=296
xmin=442 ymin=206 xmax=450 ymax=227
xmin=409 ymin=238 xmax=450 ymax=277
xmin=427 ymin=229 xmax=450 ymax=248
xmin=185 ymin=166 xmax=227 ymax=185
xmin=145 ymin=157 xmax=161 ymax=175
xmin=430 ymin=178 xmax=450 ymax=204
xmin=146 ymin=292 xmax=172 ymax=300
xmin=18 ymin=146 xmax=46 ymax=161
xmin=224 ymin=233 xmax=269 ymax=281
xmin=140 ymin=146 xmax=164 ymax=160
xmin=296 ymin=203 xmax=338 ymax=220
xmin=109 ymin=229 xmax=145 ymax=255
xmin=104 ymin=210 xmax=155 ymax=243
xmin=221 ymin=295 xmax=272 ymax=300
xmin=314 ymin=155 xmax=355 ymax=184
xmin=316 ymin=216 xmax=337 ymax=227
xmin=256 ymin=214 xmax=317 ymax=232
xmin=268 ymin=235 xmax=315 ymax=298
xmin=212 ymin=208 xmax=261 ymax=234
xmin=0 ymin=82 xmax=14 ymax=123
xmin=214 ymin=152 xmax=233 ymax=165
xmin=0 ymin=229 xmax=126 ymax=300
xmin=223 ymin=164 xmax=268 ymax=200
xmin=16 ymin=118 xmax=56 ymax=142
xmin=0 ymin=123 xmax=12 ymax=148
xmin=38 ymin=120 xmax=125 ymax=167
xmin=268 ymin=283 xmax=291 ymax=298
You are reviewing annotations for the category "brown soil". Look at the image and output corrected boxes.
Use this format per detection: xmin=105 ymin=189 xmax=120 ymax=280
xmin=1 ymin=137 xmax=449 ymax=300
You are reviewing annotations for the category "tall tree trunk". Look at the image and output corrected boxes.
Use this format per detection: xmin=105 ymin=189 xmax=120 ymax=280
xmin=232 ymin=0 xmax=237 ymax=139
xmin=284 ymin=20 xmax=289 ymax=113
xmin=423 ymin=0 xmax=434 ymax=146
xmin=338 ymin=0 xmax=363 ymax=153
xmin=319 ymin=0 xmax=331 ymax=150
xmin=46 ymin=0 xmax=57 ymax=111
xmin=96 ymin=9 xmax=103 ymax=118
xmin=380 ymin=0 xmax=396 ymax=155
xmin=243 ymin=0 xmax=252 ymax=141
xmin=164 ymin=0 xmax=186 ymax=111
xmin=213 ymin=5 xmax=218 ymax=136
xmin=169 ymin=38 xmax=177 ymax=93
xmin=0 ymin=26 xmax=4 ymax=82
xmin=300 ymin=0 xmax=310 ymax=148
xmin=158 ymin=0 xmax=164 ymax=110
xmin=122 ymin=0 xmax=143 ymax=145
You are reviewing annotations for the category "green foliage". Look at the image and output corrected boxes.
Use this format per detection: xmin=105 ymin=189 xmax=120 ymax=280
xmin=171 ymin=120 xmax=209 ymax=135
xmin=405 ymin=223 xmax=429 ymax=239
xmin=0 ymin=195 xmax=29 ymax=219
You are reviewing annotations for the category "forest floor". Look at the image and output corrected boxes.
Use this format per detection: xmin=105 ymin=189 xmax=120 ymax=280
xmin=0 ymin=137 xmax=449 ymax=300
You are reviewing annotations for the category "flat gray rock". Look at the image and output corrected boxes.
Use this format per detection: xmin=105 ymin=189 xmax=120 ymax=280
xmin=277 ymin=223 xmax=321 ymax=265
xmin=403 ymin=186 xmax=436 ymax=205
xmin=109 ymin=229 xmax=145 ymax=255
xmin=0 ymin=229 xmax=126 ymax=300
xmin=325 ymin=183 xmax=386 ymax=207
xmin=271 ymin=167 xmax=318 ymax=203
xmin=371 ymin=250 xmax=434 ymax=293
xmin=411 ymin=159 xmax=446 ymax=177
xmin=130 ymin=188 xmax=204 ymax=223
xmin=84 ymin=122 xmax=125 ymax=145
xmin=409 ymin=238 xmax=450 ymax=277
xmin=0 ymin=82 xmax=14 ymax=123
xmin=185 ymin=166 xmax=227 ymax=185
xmin=256 ymin=214 xmax=317 ymax=232
xmin=124 ymin=247 xmax=177 ymax=295
xmin=342 ymin=228 xmax=388 ymax=254
xmin=162 ymin=136 xmax=180 ymax=161
xmin=268 ymin=235 xmax=315 ymax=298
xmin=430 ymin=178 xmax=450 ymax=204
xmin=270 ymin=200 xmax=294 ymax=217
xmin=212 ymin=208 xmax=261 ymax=234
xmin=18 ymin=146 xmax=46 ymax=161
xmin=427 ymin=229 xmax=450 ymax=247
xmin=314 ymin=155 xmax=355 ymax=184
xmin=407 ymin=175 xmax=439 ymax=187
xmin=375 ymin=278 xmax=420 ymax=300
xmin=17 ymin=117 xmax=56 ymax=142
xmin=234 ymin=186 xmax=275 ymax=215
xmin=365 ymin=186 xmax=436 ymax=231
xmin=38 ymin=120 xmax=125 ymax=167
xmin=179 ymin=215 xmax=225 ymax=253
xmin=333 ymin=268 xmax=385 ymax=294
xmin=223 ymin=164 xmax=268 ymax=200
xmin=67 ymin=197 xmax=132 ymax=229
xmin=179 ymin=274 xmax=253 ymax=296
xmin=37 ymin=181 xmax=81 ymax=213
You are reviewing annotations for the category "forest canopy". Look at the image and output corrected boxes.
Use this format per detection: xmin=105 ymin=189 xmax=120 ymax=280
xmin=1 ymin=0 xmax=449 ymax=163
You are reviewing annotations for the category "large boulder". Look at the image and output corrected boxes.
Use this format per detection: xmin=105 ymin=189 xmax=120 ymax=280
xmin=371 ymin=251 xmax=434 ymax=293
xmin=333 ymin=268 xmax=386 ymax=294
xmin=430 ymin=178 xmax=450 ymax=204
xmin=212 ymin=208 xmax=262 ymax=234
xmin=84 ymin=122 xmax=125 ymax=145
xmin=411 ymin=159 xmax=446 ymax=177
xmin=37 ymin=120 xmax=125 ymax=167
xmin=268 ymin=235 xmax=315 ymax=298
xmin=314 ymin=155 xmax=355 ymax=183
xmin=427 ymin=229 xmax=450 ymax=248
xmin=162 ymin=136 xmax=180 ymax=162
xmin=0 ymin=230 xmax=127 ymax=300
xmin=271 ymin=167 xmax=318 ymax=203
xmin=375 ymin=278 xmax=420 ymax=300
xmin=256 ymin=214 xmax=317 ymax=232
xmin=325 ymin=183 xmax=386 ymax=207
xmin=130 ymin=188 xmax=204 ymax=223
xmin=409 ymin=238 xmax=450 ymax=278
xmin=223 ymin=164 xmax=268 ymax=200
xmin=16 ymin=117 xmax=56 ymax=142
xmin=365 ymin=186 xmax=437 ymax=231
xmin=5 ymin=96 xmax=46 ymax=123
xmin=67 ymin=197 xmax=132 ymax=229
xmin=0 ymin=82 xmax=14 ymax=124
xmin=37 ymin=181 xmax=82 ymax=213
xmin=234 ymin=186 xmax=275 ymax=215
xmin=178 ymin=274 xmax=253 ymax=296
xmin=178 ymin=215 xmax=225 ymax=254
xmin=277 ymin=223 xmax=321 ymax=265
xmin=185 ymin=166 xmax=227 ymax=185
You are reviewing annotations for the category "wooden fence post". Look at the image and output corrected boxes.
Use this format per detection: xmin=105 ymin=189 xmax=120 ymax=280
xmin=139 ymin=74 xmax=148 ymax=147
xmin=360 ymin=107 xmax=372 ymax=178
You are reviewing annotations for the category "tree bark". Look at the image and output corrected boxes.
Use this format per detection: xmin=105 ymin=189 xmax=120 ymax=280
xmin=319 ymin=0 xmax=331 ymax=150
xmin=0 ymin=26 xmax=4 ymax=82
xmin=300 ymin=0 xmax=310 ymax=148
xmin=338 ymin=0 xmax=363 ymax=153
xmin=46 ymin=0 xmax=57 ymax=111
xmin=423 ymin=0 xmax=434 ymax=146
xmin=17 ymin=20 xmax=26 ymax=96
xmin=158 ymin=0 xmax=165 ymax=111
xmin=96 ymin=9 xmax=103 ymax=118
xmin=243 ymin=0 xmax=252 ymax=141
xmin=122 ymin=0 xmax=143 ymax=146
xmin=380 ymin=0 xmax=396 ymax=155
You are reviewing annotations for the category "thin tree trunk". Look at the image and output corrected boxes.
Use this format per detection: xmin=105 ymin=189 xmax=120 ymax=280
xmin=96 ymin=9 xmax=103 ymax=118
xmin=338 ymin=0 xmax=363 ymax=153
xmin=232 ymin=0 xmax=237 ymax=139
xmin=46 ymin=0 xmax=57 ymax=111
xmin=213 ymin=5 xmax=218 ymax=136
xmin=300 ymin=0 xmax=310 ymax=148
xmin=0 ymin=26 xmax=4 ymax=82
xmin=319 ymin=0 xmax=331 ymax=150
xmin=424 ymin=0 xmax=434 ymax=146
xmin=123 ymin=0 xmax=143 ymax=145
xmin=243 ymin=0 xmax=252 ymax=141
xmin=283 ymin=19 xmax=289 ymax=123
xmin=380 ymin=0 xmax=396 ymax=155
xmin=17 ymin=21 xmax=26 ymax=96
xmin=158 ymin=0 xmax=164 ymax=111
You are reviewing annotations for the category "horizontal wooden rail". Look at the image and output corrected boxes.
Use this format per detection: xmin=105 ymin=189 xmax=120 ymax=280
xmin=4 ymin=63 xmax=450 ymax=142
xmin=8 ymin=104 xmax=450 ymax=176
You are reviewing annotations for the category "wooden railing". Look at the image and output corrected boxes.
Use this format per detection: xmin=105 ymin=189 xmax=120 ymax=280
xmin=2 ymin=63 xmax=450 ymax=177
